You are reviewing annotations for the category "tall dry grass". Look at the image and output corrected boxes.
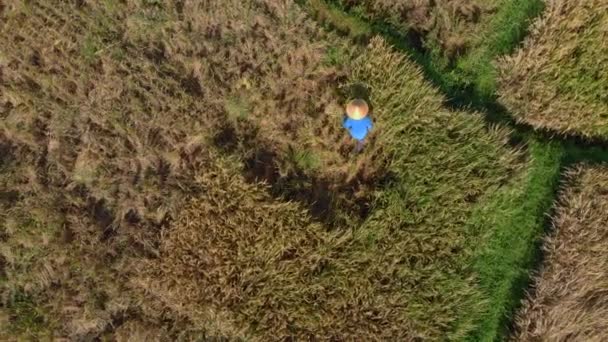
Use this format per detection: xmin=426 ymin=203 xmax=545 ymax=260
xmin=132 ymin=150 xmax=343 ymax=340
xmin=0 ymin=0 xmax=351 ymax=338
xmin=513 ymin=166 xmax=608 ymax=341
xmin=498 ymin=0 xmax=608 ymax=138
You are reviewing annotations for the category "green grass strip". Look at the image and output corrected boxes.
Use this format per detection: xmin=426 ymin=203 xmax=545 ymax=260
xmin=318 ymin=0 xmax=545 ymax=106
xmin=464 ymin=139 xmax=564 ymax=341
xmin=305 ymin=0 xmax=371 ymax=41
xmin=455 ymin=0 xmax=546 ymax=100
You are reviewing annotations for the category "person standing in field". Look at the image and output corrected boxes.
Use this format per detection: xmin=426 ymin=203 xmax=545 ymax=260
xmin=343 ymin=99 xmax=373 ymax=153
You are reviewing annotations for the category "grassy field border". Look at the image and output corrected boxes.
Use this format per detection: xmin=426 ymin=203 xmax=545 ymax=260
xmin=454 ymin=0 xmax=546 ymax=100
xmin=311 ymin=0 xmax=545 ymax=105
xmin=464 ymin=140 xmax=563 ymax=341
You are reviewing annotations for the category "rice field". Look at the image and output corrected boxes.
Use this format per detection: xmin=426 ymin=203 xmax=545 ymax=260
xmin=498 ymin=0 xmax=608 ymax=138
xmin=336 ymin=0 xmax=504 ymax=60
xmin=513 ymin=166 xmax=608 ymax=341
xmin=1 ymin=0 xmax=607 ymax=340
xmin=0 ymin=0 xmax=526 ymax=339
xmin=322 ymin=0 xmax=545 ymax=98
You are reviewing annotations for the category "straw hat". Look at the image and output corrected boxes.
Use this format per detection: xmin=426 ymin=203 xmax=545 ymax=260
xmin=346 ymin=99 xmax=369 ymax=120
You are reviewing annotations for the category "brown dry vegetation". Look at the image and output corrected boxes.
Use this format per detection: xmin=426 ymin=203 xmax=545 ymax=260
xmin=337 ymin=0 xmax=497 ymax=61
xmin=512 ymin=166 xmax=608 ymax=341
xmin=0 ymin=0 xmax=526 ymax=340
xmin=498 ymin=0 xmax=608 ymax=138
xmin=0 ymin=0 xmax=356 ymax=338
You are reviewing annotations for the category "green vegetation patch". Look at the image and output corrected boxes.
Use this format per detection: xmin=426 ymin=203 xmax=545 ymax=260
xmin=0 ymin=292 xmax=52 ymax=338
xmin=323 ymin=0 xmax=545 ymax=100
xmin=463 ymin=140 xmax=563 ymax=341
xmin=499 ymin=0 xmax=608 ymax=138
xmin=333 ymin=0 xmax=499 ymax=62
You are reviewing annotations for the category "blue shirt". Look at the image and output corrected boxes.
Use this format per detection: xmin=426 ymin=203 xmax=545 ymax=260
xmin=343 ymin=116 xmax=373 ymax=141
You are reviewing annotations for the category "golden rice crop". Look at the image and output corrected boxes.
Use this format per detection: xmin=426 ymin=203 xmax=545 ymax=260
xmin=132 ymin=37 xmax=522 ymax=340
xmin=1 ymin=0 xmax=524 ymax=340
xmin=512 ymin=166 xmax=608 ymax=341
xmin=0 ymin=0 xmax=349 ymax=338
xmin=498 ymin=0 xmax=608 ymax=138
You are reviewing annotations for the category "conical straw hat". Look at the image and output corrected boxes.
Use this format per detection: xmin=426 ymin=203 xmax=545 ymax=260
xmin=346 ymin=99 xmax=369 ymax=120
